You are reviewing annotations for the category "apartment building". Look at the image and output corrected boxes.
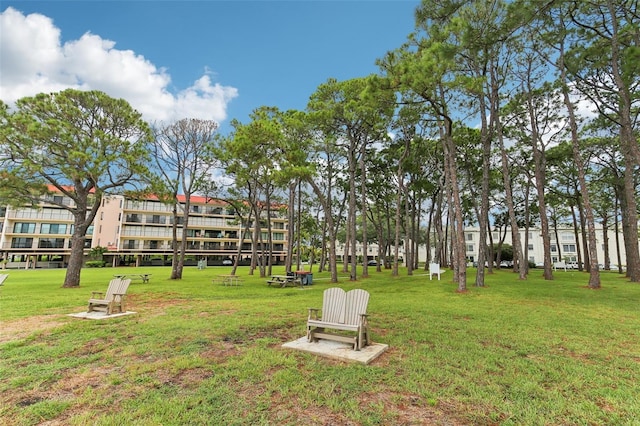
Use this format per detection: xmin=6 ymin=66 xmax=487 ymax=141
xmin=463 ymin=226 xmax=627 ymax=268
xmin=0 ymin=193 xmax=289 ymax=269
xmin=335 ymin=225 xmax=628 ymax=269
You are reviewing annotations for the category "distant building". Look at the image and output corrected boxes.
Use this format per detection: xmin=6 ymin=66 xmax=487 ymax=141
xmin=462 ymin=226 xmax=627 ymax=268
xmin=335 ymin=225 xmax=628 ymax=269
xmin=0 ymin=193 xmax=288 ymax=269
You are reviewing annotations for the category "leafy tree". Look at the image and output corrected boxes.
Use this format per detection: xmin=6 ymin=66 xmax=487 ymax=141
xmin=378 ymin=1 xmax=472 ymax=291
xmin=88 ymin=246 xmax=108 ymax=261
xmin=216 ymin=107 xmax=290 ymax=278
xmin=150 ymin=118 xmax=219 ymax=280
xmin=0 ymin=89 xmax=151 ymax=288
xmin=563 ymin=0 xmax=640 ymax=281
xmin=307 ymin=76 xmax=394 ymax=281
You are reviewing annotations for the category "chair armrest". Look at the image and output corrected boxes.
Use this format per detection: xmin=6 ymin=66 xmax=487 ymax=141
xmin=91 ymin=291 xmax=105 ymax=298
xmin=308 ymin=308 xmax=320 ymax=320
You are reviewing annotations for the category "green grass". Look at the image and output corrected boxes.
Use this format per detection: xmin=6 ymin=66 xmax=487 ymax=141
xmin=1 ymin=266 xmax=639 ymax=425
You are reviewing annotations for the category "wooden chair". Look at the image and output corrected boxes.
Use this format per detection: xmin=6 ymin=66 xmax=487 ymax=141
xmin=0 ymin=274 xmax=8 ymax=286
xmin=87 ymin=278 xmax=131 ymax=315
xmin=307 ymin=288 xmax=370 ymax=351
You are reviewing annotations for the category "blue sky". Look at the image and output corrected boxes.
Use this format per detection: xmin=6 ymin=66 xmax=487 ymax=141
xmin=1 ymin=1 xmax=420 ymax=135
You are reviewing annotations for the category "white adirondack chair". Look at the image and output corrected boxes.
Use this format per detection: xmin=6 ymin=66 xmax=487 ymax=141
xmin=429 ymin=263 xmax=444 ymax=280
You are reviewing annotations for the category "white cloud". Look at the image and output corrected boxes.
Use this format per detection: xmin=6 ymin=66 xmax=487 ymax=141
xmin=0 ymin=7 xmax=238 ymax=123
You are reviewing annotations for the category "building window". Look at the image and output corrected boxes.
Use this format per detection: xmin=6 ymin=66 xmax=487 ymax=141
xmin=562 ymin=244 xmax=576 ymax=252
xmin=466 ymin=244 xmax=474 ymax=252
xmin=550 ymin=244 xmax=557 ymax=253
xmin=466 ymin=233 xmax=474 ymax=241
xmin=40 ymin=223 xmax=68 ymax=234
xmin=13 ymin=223 xmax=36 ymax=233
xmin=11 ymin=238 xmax=33 ymax=248
xmin=528 ymin=244 xmax=534 ymax=251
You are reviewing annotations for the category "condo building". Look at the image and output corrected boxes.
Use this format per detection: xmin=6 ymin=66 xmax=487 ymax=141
xmin=0 ymin=193 xmax=289 ymax=269
xmin=335 ymin=226 xmax=628 ymax=269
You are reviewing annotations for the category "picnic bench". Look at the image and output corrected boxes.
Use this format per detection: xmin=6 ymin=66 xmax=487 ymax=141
xmin=113 ymin=273 xmax=151 ymax=283
xmin=267 ymin=274 xmax=297 ymax=287
xmin=88 ymin=278 xmax=131 ymax=315
xmin=0 ymin=273 xmax=8 ymax=286
xmin=214 ymin=274 xmax=242 ymax=286
xmin=307 ymin=288 xmax=370 ymax=351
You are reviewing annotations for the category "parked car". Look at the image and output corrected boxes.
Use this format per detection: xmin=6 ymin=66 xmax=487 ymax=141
xmin=222 ymin=259 xmax=233 ymax=266
xmin=367 ymin=260 xmax=378 ymax=266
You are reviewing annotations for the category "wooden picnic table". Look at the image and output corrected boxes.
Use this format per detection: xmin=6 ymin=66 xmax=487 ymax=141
xmin=113 ymin=273 xmax=152 ymax=283
xmin=267 ymin=274 xmax=297 ymax=287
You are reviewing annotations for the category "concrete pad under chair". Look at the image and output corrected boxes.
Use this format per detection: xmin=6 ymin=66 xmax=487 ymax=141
xmin=282 ymin=336 xmax=388 ymax=365
xmin=68 ymin=311 xmax=137 ymax=320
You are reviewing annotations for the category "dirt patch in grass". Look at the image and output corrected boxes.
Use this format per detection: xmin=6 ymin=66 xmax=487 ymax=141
xmin=0 ymin=314 xmax=66 ymax=344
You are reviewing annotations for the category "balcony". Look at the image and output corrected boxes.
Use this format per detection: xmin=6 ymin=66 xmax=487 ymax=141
xmin=11 ymin=238 xmax=33 ymax=249
xmin=38 ymin=238 xmax=65 ymax=249
xmin=125 ymin=214 xmax=142 ymax=223
xmin=146 ymin=215 xmax=167 ymax=225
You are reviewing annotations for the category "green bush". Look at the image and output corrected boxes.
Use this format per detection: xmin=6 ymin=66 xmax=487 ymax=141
xmin=84 ymin=260 xmax=106 ymax=268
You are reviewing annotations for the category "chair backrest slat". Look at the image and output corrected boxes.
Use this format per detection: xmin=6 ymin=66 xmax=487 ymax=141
xmin=322 ymin=287 xmax=346 ymax=323
xmin=116 ymin=279 xmax=131 ymax=295
xmin=344 ymin=289 xmax=369 ymax=325
xmin=104 ymin=279 xmax=122 ymax=298
xmin=321 ymin=288 xmax=369 ymax=325
xmin=104 ymin=278 xmax=131 ymax=299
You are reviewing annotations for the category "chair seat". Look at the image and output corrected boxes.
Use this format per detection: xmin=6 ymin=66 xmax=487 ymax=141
xmin=307 ymin=319 xmax=360 ymax=332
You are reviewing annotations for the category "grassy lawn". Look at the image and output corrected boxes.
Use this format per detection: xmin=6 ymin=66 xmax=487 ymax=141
xmin=1 ymin=266 xmax=639 ymax=425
